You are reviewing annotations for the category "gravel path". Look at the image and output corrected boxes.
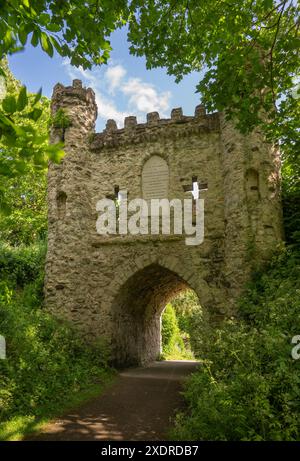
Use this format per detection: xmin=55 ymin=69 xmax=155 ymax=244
xmin=27 ymin=360 xmax=199 ymax=441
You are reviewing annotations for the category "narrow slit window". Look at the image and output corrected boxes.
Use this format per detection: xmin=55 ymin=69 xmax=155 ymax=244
xmin=57 ymin=191 xmax=67 ymax=219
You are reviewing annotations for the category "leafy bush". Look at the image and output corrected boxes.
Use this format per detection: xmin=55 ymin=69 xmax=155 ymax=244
xmin=0 ymin=294 xmax=110 ymax=421
xmin=162 ymin=304 xmax=182 ymax=353
xmin=172 ymin=248 xmax=300 ymax=441
xmin=0 ymin=242 xmax=112 ymax=439
xmin=171 ymin=290 xmax=202 ymax=337
xmin=51 ymin=108 xmax=71 ymax=129
xmin=0 ymin=241 xmax=46 ymax=287
xmin=281 ymin=146 xmax=300 ymax=248
xmin=0 ymin=168 xmax=47 ymax=246
xmin=161 ymin=303 xmax=194 ymax=360
xmin=282 ymin=183 xmax=300 ymax=247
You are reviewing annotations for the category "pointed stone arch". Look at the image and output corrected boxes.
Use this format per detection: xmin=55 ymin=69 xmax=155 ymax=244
xmin=107 ymin=256 xmax=214 ymax=366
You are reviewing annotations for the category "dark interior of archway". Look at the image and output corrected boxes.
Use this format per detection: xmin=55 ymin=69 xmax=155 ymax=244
xmin=111 ymin=264 xmax=191 ymax=367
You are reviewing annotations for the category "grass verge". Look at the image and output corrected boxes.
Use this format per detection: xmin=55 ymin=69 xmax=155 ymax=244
xmin=0 ymin=371 xmax=115 ymax=441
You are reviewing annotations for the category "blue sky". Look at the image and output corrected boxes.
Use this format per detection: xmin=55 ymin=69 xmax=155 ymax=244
xmin=8 ymin=28 xmax=202 ymax=131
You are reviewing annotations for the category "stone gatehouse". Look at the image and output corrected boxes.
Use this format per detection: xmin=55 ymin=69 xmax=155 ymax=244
xmin=45 ymin=79 xmax=283 ymax=366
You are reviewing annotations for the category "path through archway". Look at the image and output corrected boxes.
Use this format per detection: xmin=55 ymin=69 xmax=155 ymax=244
xmin=111 ymin=263 xmax=201 ymax=367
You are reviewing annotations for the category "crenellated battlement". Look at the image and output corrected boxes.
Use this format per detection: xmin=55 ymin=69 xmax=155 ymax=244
xmin=51 ymin=79 xmax=97 ymax=113
xmin=51 ymin=79 xmax=220 ymax=151
xmin=90 ymin=105 xmax=220 ymax=151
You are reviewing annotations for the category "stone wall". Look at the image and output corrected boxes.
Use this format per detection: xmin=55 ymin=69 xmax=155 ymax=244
xmin=45 ymin=80 xmax=283 ymax=366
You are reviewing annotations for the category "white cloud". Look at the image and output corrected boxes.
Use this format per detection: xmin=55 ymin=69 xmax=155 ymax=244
xmin=121 ymin=78 xmax=171 ymax=116
xmin=62 ymin=59 xmax=172 ymax=128
xmin=62 ymin=60 xmax=128 ymax=126
xmin=105 ymin=65 xmax=127 ymax=93
xmin=94 ymin=93 xmax=129 ymax=126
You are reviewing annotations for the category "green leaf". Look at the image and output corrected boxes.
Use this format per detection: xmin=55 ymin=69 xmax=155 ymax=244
xmin=39 ymin=13 xmax=51 ymax=26
xmin=14 ymin=160 xmax=28 ymax=172
xmin=17 ymin=86 xmax=28 ymax=111
xmin=33 ymin=87 xmax=42 ymax=105
xmin=19 ymin=149 xmax=32 ymax=159
xmin=2 ymin=132 xmax=18 ymax=147
xmin=0 ymin=163 xmax=14 ymax=177
xmin=2 ymin=95 xmax=17 ymax=114
xmin=40 ymin=32 xmax=54 ymax=57
xmin=49 ymin=36 xmax=62 ymax=55
xmin=0 ymin=200 xmax=11 ymax=216
xmin=0 ymin=112 xmax=15 ymax=129
xmin=49 ymin=148 xmax=65 ymax=163
xmin=18 ymin=28 xmax=28 ymax=46
xmin=47 ymin=23 xmax=62 ymax=33
xmin=31 ymin=30 xmax=39 ymax=47
xmin=45 ymin=143 xmax=65 ymax=163
xmin=28 ymin=108 xmax=43 ymax=121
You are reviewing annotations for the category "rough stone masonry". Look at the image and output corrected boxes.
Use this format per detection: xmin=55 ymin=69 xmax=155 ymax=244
xmin=45 ymin=79 xmax=283 ymax=366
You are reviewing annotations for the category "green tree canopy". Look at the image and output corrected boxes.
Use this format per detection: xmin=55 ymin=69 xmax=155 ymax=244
xmin=1 ymin=0 xmax=128 ymax=195
xmin=127 ymin=1 xmax=299 ymax=155
xmin=1 ymin=1 xmax=299 ymax=144
xmin=0 ymin=1 xmax=299 ymax=215
xmin=0 ymin=0 xmax=128 ymax=67
xmin=0 ymin=60 xmax=59 ymax=215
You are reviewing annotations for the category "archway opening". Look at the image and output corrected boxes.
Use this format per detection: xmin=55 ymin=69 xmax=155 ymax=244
xmin=111 ymin=263 xmax=202 ymax=367
xmin=161 ymin=289 xmax=201 ymax=361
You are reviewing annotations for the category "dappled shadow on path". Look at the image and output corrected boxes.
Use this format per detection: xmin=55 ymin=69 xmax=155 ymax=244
xmin=25 ymin=361 xmax=200 ymax=441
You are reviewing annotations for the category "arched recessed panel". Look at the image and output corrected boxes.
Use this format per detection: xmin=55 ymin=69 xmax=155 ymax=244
xmin=142 ymin=156 xmax=169 ymax=200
